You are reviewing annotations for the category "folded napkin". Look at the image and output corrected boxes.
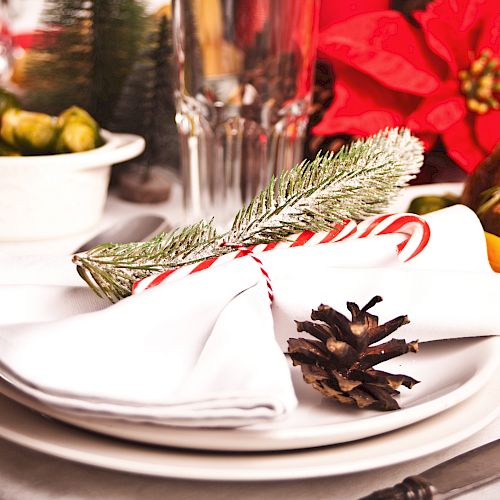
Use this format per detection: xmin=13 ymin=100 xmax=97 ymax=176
xmin=0 ymin=253 xmax=107 ymax=324
xmin=0 ymin=205 xmax=498 ymax=427
xmin=0 ymin=253 xmax=85 ymax=287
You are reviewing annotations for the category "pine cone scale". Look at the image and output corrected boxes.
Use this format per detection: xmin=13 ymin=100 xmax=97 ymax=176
xmin=314 ymin=382 xmax=355 ymax=405
xmin=358 ymin=338 xmax=418 ymax=369
xmin=287 ymin=337 xmax=330 ymax=360
xmin=311 ymin=305 xmax=368 ymax=351
xmin=354 ymin=368 xmax=419 ymax=390
xmin=331 ymin=370 xmax=363 ymax=392
xmin=295 ymin=320 xmax=332 ymax=343
xmin=367 ymin=315 xmax=410 ymax=344
xmin=325 ymin=338 xmax=359 ymax=368
xmin=362 ymin=385 xmax=401 ymax=411
xmin=301 ymin=363 xmax=330 ymax=382
xmin=345 ymin=387 xmax=378 ymax=409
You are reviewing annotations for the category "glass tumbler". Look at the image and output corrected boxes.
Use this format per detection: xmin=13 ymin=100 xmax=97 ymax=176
xmin=173 ymin=0 xmax=320 ymax=224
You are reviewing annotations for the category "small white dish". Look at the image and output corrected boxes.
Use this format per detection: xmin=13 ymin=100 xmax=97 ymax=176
xmin=1 ymin=337 xmax=498 ymax=451
xmin=0 ymin=130 xmax=145 ymax=241
xmin=0 ymin=356 xmax=499 ymax=481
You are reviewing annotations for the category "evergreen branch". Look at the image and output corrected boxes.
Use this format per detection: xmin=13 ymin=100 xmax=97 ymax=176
xmin=227 ymin=127 xmax=422 ymax=244
xmin=73 ymin=219 xmax=221 ymax=302
xmin=73 ymin=128 xmax=423 ymax=302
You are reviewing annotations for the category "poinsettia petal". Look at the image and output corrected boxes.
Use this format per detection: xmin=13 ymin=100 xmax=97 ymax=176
xmin=441 ymin=118 xmax=487 ymax=173
xmin=406 ymin=81 xmax=466 ymax=133
xmin=417 ymin=132 xmax=438 ymax=151
xmin=475 ymin=110 xmax=500 ymax=153
xmin=318 ymin=11 xmax=445 ymax=95
xmin=476 ymin=3 xmax=500 ymax=54
xmin=474 ymin=3 xmax=500 ymax=155
xmin=313 ymin=63 xmax=420 ymax=137
xmin=415 ymin=0 xmax=488 ymax=73
xmin=319 ymin=0 xmax=390 ymax=29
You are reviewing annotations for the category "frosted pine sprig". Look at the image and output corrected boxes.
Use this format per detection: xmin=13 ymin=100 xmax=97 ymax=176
xmin=73 ymin=128 xmax=423 ymax=302
xmin=227 ymin=127 xmax=422 ymax=244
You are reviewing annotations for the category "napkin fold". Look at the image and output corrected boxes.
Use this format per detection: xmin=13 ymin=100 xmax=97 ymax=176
xmin=0 ymin=258 xmax=298 ymax=426
xmin=0 ymin=205 xmax=498 ymax=427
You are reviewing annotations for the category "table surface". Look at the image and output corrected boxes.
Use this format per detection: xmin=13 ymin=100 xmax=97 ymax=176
xmin=0 ymin=183 xmax=499 ymax=500
xmin=1 ymin=421 xmax=499 ymax=500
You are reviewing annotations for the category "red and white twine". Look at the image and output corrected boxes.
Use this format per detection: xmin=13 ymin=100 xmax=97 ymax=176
xmin=132 ymin=213 xmax=431 ymax=301
xmin=219 ymin=242 xmax=275 ymax=303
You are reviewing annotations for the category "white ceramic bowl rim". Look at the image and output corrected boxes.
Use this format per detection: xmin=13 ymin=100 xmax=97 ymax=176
xmin=0 ymin=129 xmax=145 ymax=170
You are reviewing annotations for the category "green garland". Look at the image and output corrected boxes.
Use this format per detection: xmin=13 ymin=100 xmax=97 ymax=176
xmin=74 ymin=128 xmax=423 ymax=302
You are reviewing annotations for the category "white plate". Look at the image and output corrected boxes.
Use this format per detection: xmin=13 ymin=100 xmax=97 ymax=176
xmin=0 ymin=181 xmax=493 ymax=454
xmin=0 ymin=357 xmax=499 ymax=482
xmin=2 ymin=338 xmax=499 ymax=451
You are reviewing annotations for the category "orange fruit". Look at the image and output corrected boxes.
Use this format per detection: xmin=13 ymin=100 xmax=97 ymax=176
xmin=485 ymin=232 xmax=500 ymax=272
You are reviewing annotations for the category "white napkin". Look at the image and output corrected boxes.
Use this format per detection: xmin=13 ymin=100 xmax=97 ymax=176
xmin=0 ymin=257 xmax=298 ymax=426
xmin=0 ymin=253 xmax=84 ymax=287
xmin=0 ymin=205 xmax=498 ymax=428
xmin=0 ymin=253 xmax=107 ymax=324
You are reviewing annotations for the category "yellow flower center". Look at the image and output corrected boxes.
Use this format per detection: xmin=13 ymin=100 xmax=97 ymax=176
xmin=459 ymin=49 xmax=500 ymax=114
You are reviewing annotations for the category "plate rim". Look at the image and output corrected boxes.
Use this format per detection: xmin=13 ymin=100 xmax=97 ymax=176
xmin=1 ymin=337 xmax=499 ymax=452
xmin=0 ymin=359 xmax=499 ymax=481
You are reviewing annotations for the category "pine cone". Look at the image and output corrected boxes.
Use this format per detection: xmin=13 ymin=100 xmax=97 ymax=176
xmin=287 ymin=296 xmax=419 ymax=411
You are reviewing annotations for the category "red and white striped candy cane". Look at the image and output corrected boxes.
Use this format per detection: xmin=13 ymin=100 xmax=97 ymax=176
xmin=353 ymin=213 xmax=431 ymax=262
xmin=132 ymin=220 xmax=356 ymax=294
xmin=132 ymin=213 xmax=430 ymax=297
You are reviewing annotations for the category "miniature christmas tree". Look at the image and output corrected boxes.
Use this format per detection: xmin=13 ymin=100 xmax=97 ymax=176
xmin=111 ymin=7 xmax=179 ymax=170
xmin=22 ymin=0 xmax=147 ymax=127
xmin=111 ymin=7 xmax=177 ymax=202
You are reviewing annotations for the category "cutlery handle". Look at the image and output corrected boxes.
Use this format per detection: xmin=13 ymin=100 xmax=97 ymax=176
xmin=359 ymin=475 xmax=436 ymax=499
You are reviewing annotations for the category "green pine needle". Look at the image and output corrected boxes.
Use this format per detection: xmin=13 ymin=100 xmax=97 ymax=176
xmin=228 ymin=128 xmax=421 ymax=244
xmin=74 ymin=128 xmax=423 ymax=302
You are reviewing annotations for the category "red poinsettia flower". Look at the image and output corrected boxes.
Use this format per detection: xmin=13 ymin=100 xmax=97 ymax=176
xmin=316 ymin=0 xmax=500 ymax=173
xmin=319 ymin=0 xmax=391 ymax=29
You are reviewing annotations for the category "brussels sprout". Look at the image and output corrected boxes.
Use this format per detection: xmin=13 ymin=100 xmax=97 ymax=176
xmin=57 ymin=106 xmax=99 ymax=133
xmin=1 ymin=108 xmax=57 ymax=153
xmin=0 ymin=88 xmax=21 ymax=118
xmin=56 ymin=106 xmax=103 ymax=152
xmin=0 ymin=140 xmax=21 ymax=156
xmin=407 ymin=195 xmax=458 ymax=215
xmin=55 ymin=121 xmax=100 ymax=153
xmin=2 ymin=108 xmax=58 ymax=154
xmin=12 ymin=111 xmax=57 ymax=154
xmin=0 ymin=108 xmax=21 ymax=146
xmin=0 ymin=104 xmax=103 ymax=155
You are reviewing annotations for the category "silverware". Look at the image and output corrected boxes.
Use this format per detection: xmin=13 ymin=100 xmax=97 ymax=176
xmin=73 ymin=214 xmax=169 ymax=253
xmin=361 ymin=439 xmax=500 ymax=499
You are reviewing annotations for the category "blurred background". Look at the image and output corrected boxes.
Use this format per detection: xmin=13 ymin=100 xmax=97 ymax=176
xmin=0 ymin=0 xmax=497 ymax=224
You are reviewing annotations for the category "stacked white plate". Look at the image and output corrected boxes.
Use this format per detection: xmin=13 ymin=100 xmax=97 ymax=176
xmin=1 ymin=336 xmax=499 ymax=480
xmin=1 ymin=183 xmax=499 ymax=481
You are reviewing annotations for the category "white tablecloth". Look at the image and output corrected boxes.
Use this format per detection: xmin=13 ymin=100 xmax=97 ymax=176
xmin=1 ymin=422 xmax=499 ymax=500
xmin=0 ymin=184 xmax=499 ymax=500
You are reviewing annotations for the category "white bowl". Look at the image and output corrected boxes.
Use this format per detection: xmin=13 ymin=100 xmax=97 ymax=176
xmin=0 ymin=130 xmax=145 ymax=241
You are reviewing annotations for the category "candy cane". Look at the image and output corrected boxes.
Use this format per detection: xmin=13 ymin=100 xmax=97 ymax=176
xmin=132 ymin=213 xmax=430 ymax=295
xmin=353 ymin=213 xmax=431 ymax=262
